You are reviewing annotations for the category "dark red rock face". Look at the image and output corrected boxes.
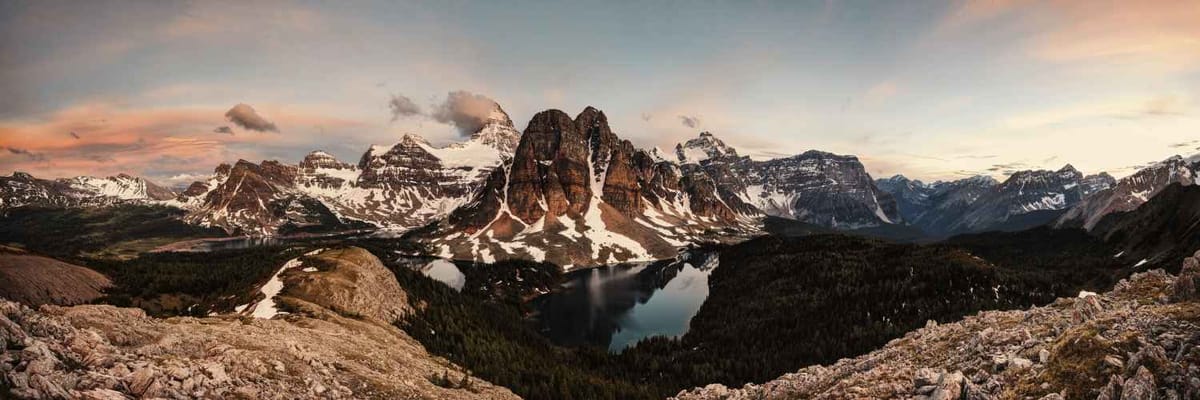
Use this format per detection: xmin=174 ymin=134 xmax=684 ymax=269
xmin=601 ymin=140 xmax=644 ymax=215
xmin=576 ymin=106 xmax=618 ymax=182
xmin=644 ymin=162 xmax=683 ymax=207
xmin=507 ymin=110 xmax=594 ymax=223
xmin=679 ymin=165 xmax=736 ymax=221
xmin=191 ymin=160 xmax=300 ymax=232
xmin=181 ymin=181 xmax=209 ymax=197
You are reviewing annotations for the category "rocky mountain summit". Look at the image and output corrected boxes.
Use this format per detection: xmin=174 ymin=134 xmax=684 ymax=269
xmin=674 ymin=132 xmax=898 ymax=228
xmin=674 ymin=258 xmax=1200 ymax=400
xmin=0 ymin=246 xmax=517 ymax=399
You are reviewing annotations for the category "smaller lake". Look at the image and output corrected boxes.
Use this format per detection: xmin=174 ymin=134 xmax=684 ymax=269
xmin=152 ymin=231 xmax=370 ymax=253
xmin=530 ymin=250 xmax=718 ymax=353
xmin=420 ymin=259 xmax=466 ymax=291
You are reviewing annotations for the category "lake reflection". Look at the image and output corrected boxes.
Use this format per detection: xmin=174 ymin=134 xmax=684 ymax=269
xmin=530 ymin=250 xmax=718 ymax=352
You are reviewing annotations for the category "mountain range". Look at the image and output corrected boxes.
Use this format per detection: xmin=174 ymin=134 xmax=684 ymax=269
xmin=3 ymin=101 xmax=1198 ymax=266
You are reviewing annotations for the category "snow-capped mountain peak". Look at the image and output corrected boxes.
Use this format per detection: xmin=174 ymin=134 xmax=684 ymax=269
xmin=0 ymin=172 xmax=176 ymax=210
xmin=674 ymin=131 xmax=739 ymax=164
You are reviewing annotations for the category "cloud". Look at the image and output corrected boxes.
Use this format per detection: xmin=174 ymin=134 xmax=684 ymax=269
xmin=1004 ymin=95 xmax=1192 ymax=129
xmin=678 ymin=115 xmax=701 ymax=129
xmin=1028 ymin=1 xmax=1200 ymax=70
xmin=69 ymin=131 xmax=80 ymax=139
xmin=162 ymin=172 xmax=210 ymax=187
xmin=1169 ymin=140 xmax=1199 ymax=148
xmin=1142 ymin=96 xmax=1188 ymax=117
xmin=641 ymin=112 xmax=653 ymax=122
xmin=939 ymin=0 xmax=1037 ymax=30
xmin=6 ymin=147 xmax=47 ymax=162
xmin=986 ymin=162 xmax=1030 ymax=174
xmin=863 ymin=81 xmax=900 ymax=105
xmin=900 ymin=152 xmax=949 ymax=162
xmin=84 ymin=153 xmax=115 ymax=163
xmin=431 ymin=91 xmax=504 ymax=135
xmin=0 ymin=102 xmax=369 ymax=181
xmin=224 ymin=103 xmax=278 ymax=132
xmin=213 ymin=126 xmax=234 ymax=135
xmin=388 ymin=94 xmax=422 ymax=121
xmin=939 ymin=0 xmax=1200 ymax=72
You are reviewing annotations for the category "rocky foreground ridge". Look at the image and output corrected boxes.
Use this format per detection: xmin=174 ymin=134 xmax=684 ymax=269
xmin=0 ymin=247 xmax=516 ymax=400
xmin=675 ymin=255 xmax=1200 ymax=400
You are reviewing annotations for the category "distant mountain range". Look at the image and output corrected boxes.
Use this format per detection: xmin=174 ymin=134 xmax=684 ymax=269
xmin=3 ymin=101 xmax=1198 ymax=266
xmin=0 ymin=172 xmax=176 ymax=209
xmin=876 ymin=165 xmax=1118 ymax=237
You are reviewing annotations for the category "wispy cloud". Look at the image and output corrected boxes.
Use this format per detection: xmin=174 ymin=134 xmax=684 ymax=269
xmin=678 ymin=115 xmax=701 ymax=129
xmin=388 ymin=94 xmax=422 ymax=121
xmin=1169 ymin=140 xmax=1199 ymax=149
xmin=6 ymin=147 xmax=47 ymax=162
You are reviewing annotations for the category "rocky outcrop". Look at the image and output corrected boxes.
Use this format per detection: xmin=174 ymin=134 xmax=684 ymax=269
xmin=674 ymin=265 xmax=1200 ymax=400
xmin=278 ymin=247 xmax=411 ymax=323
xmin=1171 ymin=251 xmax=1200 ymax=302
xmin=0 ymin=247 xmax=517 ymax=400
xmin=0 ymin=247 xmax=111 ymax=307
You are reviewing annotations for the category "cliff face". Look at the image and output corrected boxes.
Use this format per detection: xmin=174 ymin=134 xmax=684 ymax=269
xmin=674 ymin=264 xmax=1200 ymax=400
xmin=0 ymin=247 xmax=518 ymax=400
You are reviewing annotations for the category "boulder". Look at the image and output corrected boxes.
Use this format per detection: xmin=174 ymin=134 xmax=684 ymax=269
xmin=1072 ymin=295 xmax=1104 ymax=323
xmin=1172 ymin=256 xmax=1200 ymax=302
xmin=1120 ymin=366 xmax=1156 ymax=400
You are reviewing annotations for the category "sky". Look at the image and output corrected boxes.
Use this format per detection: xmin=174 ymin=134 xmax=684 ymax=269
xmin=1 ymin=0 xmax=1199 ymax=186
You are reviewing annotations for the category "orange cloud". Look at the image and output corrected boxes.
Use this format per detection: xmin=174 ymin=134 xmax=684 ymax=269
xmin=939 ymin=0 xmax=1200 ymax=71
xmin=940 ymin=0 xmax=1039 ymax=29
xmin=1029 ymin=1 xmax=1200 ymax=70
xmin=0 ymin=103 xmax=371 ymax=182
